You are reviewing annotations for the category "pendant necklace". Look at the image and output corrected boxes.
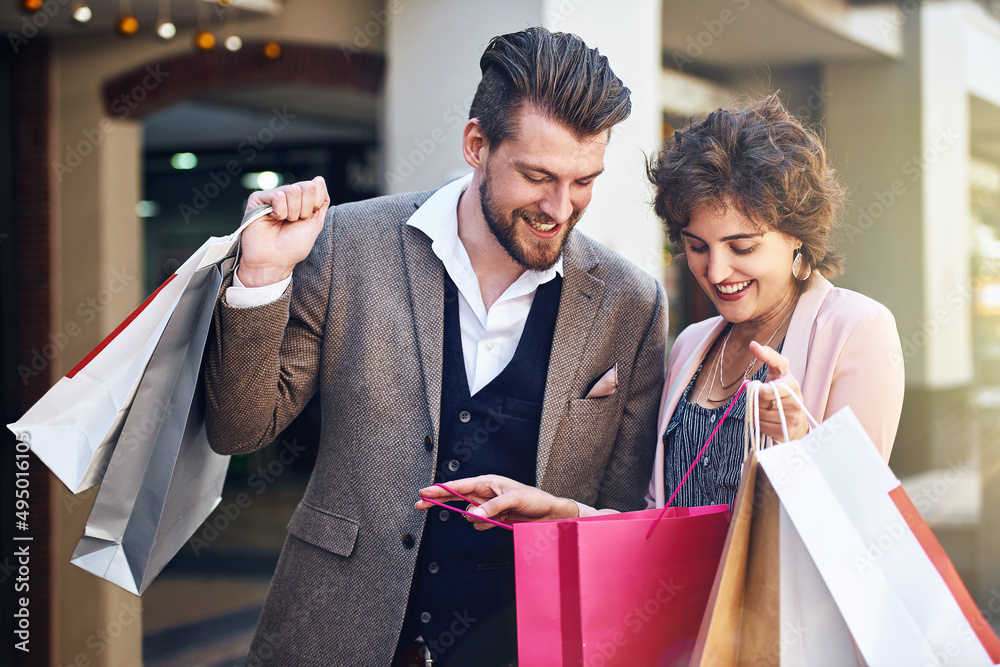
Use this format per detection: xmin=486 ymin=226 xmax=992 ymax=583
xmin=707 ymin=308 xmax=793 ymax=404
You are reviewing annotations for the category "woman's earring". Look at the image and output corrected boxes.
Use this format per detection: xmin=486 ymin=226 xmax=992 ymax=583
xmin=792 ymin=249 xmax=812 ymax=281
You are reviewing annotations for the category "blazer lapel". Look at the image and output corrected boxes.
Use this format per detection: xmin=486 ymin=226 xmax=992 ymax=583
xmin=536 ymin=234 xmax=603 ymax=485
xmin=400 ymin=201 xmax=445 ymax=444
xmin=784 ymin=275 xmax=833 ymax=384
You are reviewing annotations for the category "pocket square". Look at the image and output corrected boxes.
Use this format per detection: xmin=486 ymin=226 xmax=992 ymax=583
xmin=584 ymin=364 xmax=618 ymax=399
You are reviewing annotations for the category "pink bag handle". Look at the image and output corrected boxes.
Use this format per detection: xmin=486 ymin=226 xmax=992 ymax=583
xmin=420 ymin=482 xmax=514 ymax=531
xmin=645 ymin=380 xmax=747 ymax=540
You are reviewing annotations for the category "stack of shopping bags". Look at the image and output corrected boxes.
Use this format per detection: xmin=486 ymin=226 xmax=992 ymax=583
xmin=512 ymin=382 xmax=1000 ymax=666
xmin=690 ymin=383 xmax=1000 ymax=666
xmin=7 ymin=205 xmax=273 ymax=595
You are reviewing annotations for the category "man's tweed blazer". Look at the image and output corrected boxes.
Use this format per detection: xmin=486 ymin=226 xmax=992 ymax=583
xmin=204 ymin=189 xmax=667 ymax=665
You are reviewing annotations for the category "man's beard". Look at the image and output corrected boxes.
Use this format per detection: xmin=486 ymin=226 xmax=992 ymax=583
xmin=479 ymin=169 xmax=581 ymax=271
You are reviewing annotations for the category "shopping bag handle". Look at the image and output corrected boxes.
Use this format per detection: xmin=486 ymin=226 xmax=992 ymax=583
xmin=744 ymin=380 xmax=820 ymax=455
xmin=419 ymin=483 xmax=514 ymax=531
xmin=230 ymin=204 xmax=274 ymax=267
xmin=646 ymin=381 xmax=748 ymax=540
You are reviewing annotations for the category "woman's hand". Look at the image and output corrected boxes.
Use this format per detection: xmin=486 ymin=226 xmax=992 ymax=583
xmin=415 ymin=475 xmax=579 ymax=531
xmin=749 ymin=341 xmax=810 ymax=442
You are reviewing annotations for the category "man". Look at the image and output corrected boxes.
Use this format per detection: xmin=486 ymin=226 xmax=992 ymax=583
xmin=205 ymin=27 xmax=666 ymax=666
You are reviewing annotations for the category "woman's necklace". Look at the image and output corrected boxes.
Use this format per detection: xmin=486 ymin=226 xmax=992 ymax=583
xmin=695 ymin=337 xmax=726 ymax=406
xmin=707 ymin=308 xmax=793 ymax=403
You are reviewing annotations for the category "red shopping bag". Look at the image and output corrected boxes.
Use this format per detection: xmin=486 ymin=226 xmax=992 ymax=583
xmin=514 ymin=504 xmax=730 ymax=667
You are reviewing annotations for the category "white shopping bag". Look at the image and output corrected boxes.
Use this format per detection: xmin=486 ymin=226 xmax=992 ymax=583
xmin=751 ymin=382 xmax=1000 ymax=667
xmin=7 ymin=204 xmax=273 ymax=493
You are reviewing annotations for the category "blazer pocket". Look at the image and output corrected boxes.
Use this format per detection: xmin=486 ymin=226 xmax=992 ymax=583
xmin=567 ymin=393 xmax=620 ymax=417
xmin=287 ymin=501 xmax=360 ymax=558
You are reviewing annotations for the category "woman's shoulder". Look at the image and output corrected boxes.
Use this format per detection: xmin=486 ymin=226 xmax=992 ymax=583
xmin=802 ymin=282 xmax=901 ymax=360
xmin=816 ymin=284 xmax=898 ymax=331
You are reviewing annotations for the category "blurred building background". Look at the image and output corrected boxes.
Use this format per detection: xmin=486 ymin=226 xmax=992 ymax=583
xmin=0 ymin=0 xmax=999 ymax=664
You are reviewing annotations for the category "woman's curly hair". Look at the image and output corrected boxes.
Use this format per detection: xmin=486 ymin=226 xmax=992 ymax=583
xmin=648 ymin=93 xmax=845 ymax=280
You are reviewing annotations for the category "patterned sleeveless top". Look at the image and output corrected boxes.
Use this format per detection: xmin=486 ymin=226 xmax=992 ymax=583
xmin=661 ymin=336 xmax=785 ymax=508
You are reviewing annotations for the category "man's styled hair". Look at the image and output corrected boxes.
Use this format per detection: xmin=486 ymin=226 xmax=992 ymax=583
xmin=469 ymin=27 xmax=631 ymax=147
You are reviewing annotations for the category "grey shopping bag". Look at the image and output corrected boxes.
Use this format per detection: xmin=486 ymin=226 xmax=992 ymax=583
xmin=70 ymin=259 xmax=231 ymax=595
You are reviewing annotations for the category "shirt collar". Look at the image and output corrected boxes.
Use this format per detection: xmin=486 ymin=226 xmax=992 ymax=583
xmin=406 ymin=173 xmax=564 ymax=279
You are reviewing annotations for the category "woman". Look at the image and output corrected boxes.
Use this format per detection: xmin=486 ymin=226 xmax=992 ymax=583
xmin=416 ymin=94 xmax=905 ymax=523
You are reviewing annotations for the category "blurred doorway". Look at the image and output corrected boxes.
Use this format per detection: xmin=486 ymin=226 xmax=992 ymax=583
xmin=117 ymin=65 xmax=383 ymax=664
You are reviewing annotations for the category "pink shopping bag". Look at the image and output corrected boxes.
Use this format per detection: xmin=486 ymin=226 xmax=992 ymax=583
xmin=513 ymin=384 xmax=748 ymax=666
xmin=514 ymin=504 xmax=730 ymax=666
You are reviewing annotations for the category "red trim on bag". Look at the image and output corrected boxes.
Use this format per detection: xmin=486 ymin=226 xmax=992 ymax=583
xmin=889 ymin=485 xmax=1000 ymax=661
xmin=558 ymin=521 xmax=584 ymax=665
xmin=65 ymin=273 xmax=179 ymax=379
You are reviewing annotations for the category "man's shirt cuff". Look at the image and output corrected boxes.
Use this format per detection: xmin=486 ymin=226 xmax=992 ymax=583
xmin=225 ymin=269 xmax=291 ymax=308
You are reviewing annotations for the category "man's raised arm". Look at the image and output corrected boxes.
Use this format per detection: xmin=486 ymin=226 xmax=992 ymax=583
xmin=204 ymin=176 xmax=332 ymax=455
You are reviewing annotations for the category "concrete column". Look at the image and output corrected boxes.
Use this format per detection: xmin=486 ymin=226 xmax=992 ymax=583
xmin=542 ymin=0 xmax=664 ymax=275
xmin=946 ymin=0 xmax=1000 ymax=627
xmin=383 ymin=0 xmax=543 ymax=196
xmin=920 ymin=1 xmax=973 ymax=390
xmin=823 ymin=6 xmax=935 ymax=476
xmin=51 ymin=42 xmax=145 ymax=667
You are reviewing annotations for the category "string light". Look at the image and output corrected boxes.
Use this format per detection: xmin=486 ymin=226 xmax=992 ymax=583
xmin=116 ymin=13 xmax=138 ymax=35
xmin=115 ymin=0 xmax=138 ymax=36
xmin=263 ymin=41 xmax=281 ymax=60
xmin=70 ymin=2 xmax=92 ymax=24
xmin=19 ymin=0 xmax=42 ymax=12
xmin=155 ymin=0 xmax=175 ymax=40
xmin=156 ymin=20 xmax=176 ymax=39
xmin=224 ymin=35 xmax=242 ymax=52
xmin=194 ymin=0 xmax=215 ymax=50
xmin=194 ymin=30 xmax=216 ymax=50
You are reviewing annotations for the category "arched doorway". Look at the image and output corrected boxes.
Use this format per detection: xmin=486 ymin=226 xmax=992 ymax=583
xmin=101 ymin=44 xmax=384 ymax=666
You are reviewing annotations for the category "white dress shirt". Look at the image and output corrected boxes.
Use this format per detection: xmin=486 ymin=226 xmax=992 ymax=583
xmin=226 ymin=173 xmax=562 ymax=396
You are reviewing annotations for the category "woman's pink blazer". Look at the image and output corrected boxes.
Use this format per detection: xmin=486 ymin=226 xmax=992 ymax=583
xmin=646 ymin=274 xmax=906 ymax=509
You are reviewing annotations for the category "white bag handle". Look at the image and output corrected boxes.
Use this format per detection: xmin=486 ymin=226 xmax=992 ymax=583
xmin=744 ymin=379 xmax=820 ymax=456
